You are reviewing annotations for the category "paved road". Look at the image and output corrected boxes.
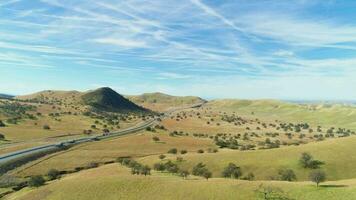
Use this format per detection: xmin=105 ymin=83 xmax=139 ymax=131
xmin=0 ymin=118 xmax=156 ymax=164
xmin=0 ymin=102 xmax=205 ymax=165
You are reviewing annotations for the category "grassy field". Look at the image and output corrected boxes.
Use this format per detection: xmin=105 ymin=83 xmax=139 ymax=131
xmin=139 ymin=135 xmax=356 ymax=181
xmin=10 ymin=131 xmax=214 ymax=177
xmin=5 ymin=164 xmax=356 ymax=200
xmin=127 ymin=92 xmax=206 ymax=112
xmin=205 ymin=99 xmax=356 ymax=130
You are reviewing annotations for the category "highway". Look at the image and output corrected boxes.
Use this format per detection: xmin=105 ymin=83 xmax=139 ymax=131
xmin=0 ymin=118 xmax=156 ymax=164
xmin=0 ymin=102 xmax=205 ymax=168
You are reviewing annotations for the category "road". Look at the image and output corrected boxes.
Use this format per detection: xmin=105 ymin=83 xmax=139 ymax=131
xmin=0 ymin=102 xmax=205 ymax=167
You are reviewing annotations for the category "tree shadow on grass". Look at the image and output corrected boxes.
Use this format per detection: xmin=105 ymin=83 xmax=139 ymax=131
xmin=320 ymin=184 xmax=348 ymax=188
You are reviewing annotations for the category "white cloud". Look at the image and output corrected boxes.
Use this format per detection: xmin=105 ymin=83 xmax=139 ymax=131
xmin=93 ymin=38 xmax=148 ymax=48
xmin=158 ymin=72 xmax=191 ymax=79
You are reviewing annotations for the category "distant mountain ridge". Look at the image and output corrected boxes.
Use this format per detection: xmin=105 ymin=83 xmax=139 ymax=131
xmin=16 ymin=87 xmax=149 ymax=113
xmin=15 ymin=88 xmax=206 ymax=113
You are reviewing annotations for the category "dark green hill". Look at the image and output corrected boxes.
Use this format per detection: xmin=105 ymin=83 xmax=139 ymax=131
xmin=81 ymin=87 xmax=148 ymax=113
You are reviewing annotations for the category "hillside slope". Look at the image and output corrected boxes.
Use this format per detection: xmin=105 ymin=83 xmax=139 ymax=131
xmin=81 ymin=87 xmax=148 ymax=113
xmin=205 ymin=99 xmax=356 ymax=130
xmin=16 ymin=88 xmax=149 ymax=113
xmin=127 ymin=92 xmax=206 ymax=112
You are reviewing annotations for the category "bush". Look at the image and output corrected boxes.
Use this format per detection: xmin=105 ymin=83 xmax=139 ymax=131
xmin=180 ymin=150 xmax=188 ymax=154
xmin=43 ymin=125 xmax=50 ymax=130
xmin=165 ymin=161 xmax=179 ymax=173
xmin=153 ymin=163 xmax=166 ymax=171
xmin=152 ymin=136 xmax=160 ymax=142
xmin=0 ymin=120 xmax=5 ymax=127
xmin=309 ymin=170 xmax=326 ymax=187
xmin=86 ymin=162 xmax=99 ymax=169
xmin=203 ymin=170 xmax=212 ymax=180
xmin=179 ymin=170 xmax=190 ymax=179
xmin=159 ymin=154 xmax=166 ymax=160
xmin=28 ymin=175 xmax=45 ymax=187
xmin=167 ymin=148 xmax=178 ymax=154
xmin=47 ymin=169 xmax=61 ymax=180
xmin=0 ymin=133 xmax=4 ymax=140
xmin=176 ymin=157 xmax=183 ymax=162
xmin=278 ymin=168 xmax=296 ymax=181
xmin=299 ymin=152 xmax=324 ymax=169
xmin=242 ymin=172 xmax=255 ymax=181
xmin=192 ymin=163 xmax=206 ymax=176
xmin=222 ymin=163 xmax=242 ymax=179
xmin=140 ymin=165 xmax=151 ymax=176
xmin=197 ymin=149 xmax=205 ymax=154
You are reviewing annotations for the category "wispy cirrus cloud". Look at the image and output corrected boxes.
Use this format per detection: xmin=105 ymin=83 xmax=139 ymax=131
xmin=1 ymin=0 xmax=356 ymax=99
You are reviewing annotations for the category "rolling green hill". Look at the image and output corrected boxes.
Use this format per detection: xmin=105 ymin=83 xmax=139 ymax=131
xmin=205 ymin=99 xmax=356 ymax=130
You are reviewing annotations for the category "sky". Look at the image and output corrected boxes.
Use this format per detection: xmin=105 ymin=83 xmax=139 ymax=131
xmin=1 ymin=0 xmax=356 ymax=100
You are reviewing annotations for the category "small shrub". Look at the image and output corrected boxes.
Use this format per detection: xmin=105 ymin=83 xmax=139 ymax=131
xmin=180 ymin=149 xmax=188 ymax=154
xmin=179 ymin=170 xmax=190 ymax=179
xmin=152 ymin=136 xmax=160 ymax=142
xmin=86 ymin=162 xmax=99 ymax=169
xmin=153 ymin=163 xmax=166 ymax=171
xmin=168 ymin=148 xmax=178 ymax=154
xmin=43 ymin=125 xmax=50 ymax=130
xmin=47 ymin=169 xmax=61 ymax=180
xmin=278 ymin=168 xmax=296 ymax=181
xmin=197 ymin=149 xmax=204 ymax=154
xmin=159 ymin=154 xmax=166 ymax=160
xmin=28 ymin=175 xmax=45 ymax=187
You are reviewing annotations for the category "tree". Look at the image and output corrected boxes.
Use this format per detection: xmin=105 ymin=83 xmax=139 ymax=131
xmin=164 ymin=161 xmax=179 ymax=173
xmin=278 ymin=168 xmax=296 ymax=181
xmin=47 ymin=169 xmax=61 ymax=180
xmin=197 ymin=149 xmax=204 ymax=153
xmin=299 ymin=152 xmax=323 ymax=169
xmin=28 ymin=175 xmax=45 ymax=187
xmin=43 ymin=125 xmax=50 ymax=130
xmin=0 ymin=133 xmax=4 ymax=140
xmin=192 ymin=162 xmax=212 ymax=180
xmin=203 ymin=170 xmax=212 ymax=180
xmin=152 ymin=136 xmax=160 ymax=142
xmin=0 ymin=120 xmax=5 ymax=127
xmin=153 ymin=163 xmax=166 ymax=171
xmin=159 ymin=154 xmax=166 ymax=160
xmin=222 ymin=163 xmax=242 ymax=179
xmin=167 ymin=148 xmax=178 ymax=154
xmin=309 ymin=170 xmax=326 ymax=187
xmin=180 ymin=150 xmax=188 ymax=154
xmin=179 ymin=170 xmax=190 ymax=179
xmin=140 ymin=165 xmax=151 ymax=176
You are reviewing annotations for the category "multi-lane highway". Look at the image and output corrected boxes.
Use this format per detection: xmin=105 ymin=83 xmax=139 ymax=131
xmin=0 ymin=102 xmax=205 ymax=170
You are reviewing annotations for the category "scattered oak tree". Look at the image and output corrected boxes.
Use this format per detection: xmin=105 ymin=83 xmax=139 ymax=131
xmin=309 ymin=170 xmax=326 ymax=187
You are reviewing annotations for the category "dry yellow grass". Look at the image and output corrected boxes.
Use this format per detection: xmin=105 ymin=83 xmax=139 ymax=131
xmin=5 ymin=164 xmax=356 ymax=200
xmin=139 ymin=135 xmax=356 ymax=181
xmin=11 ymin=131 xmax=214 ymax=177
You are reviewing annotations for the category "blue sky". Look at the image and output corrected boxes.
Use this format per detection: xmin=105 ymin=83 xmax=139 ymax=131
xmin=1 ymin=0 xmax=356 ymax=100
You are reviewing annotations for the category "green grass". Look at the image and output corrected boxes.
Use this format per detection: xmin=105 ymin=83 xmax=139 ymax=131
xmin=5 ymin=164 xmax=356 ymax=200
xmin=206 ymin=99 xmax=356 ymax=130
xmin=11 ymin=131 xmax=214 ymax=177
xmin=140 ymin=135 xmax=356 ymax=181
